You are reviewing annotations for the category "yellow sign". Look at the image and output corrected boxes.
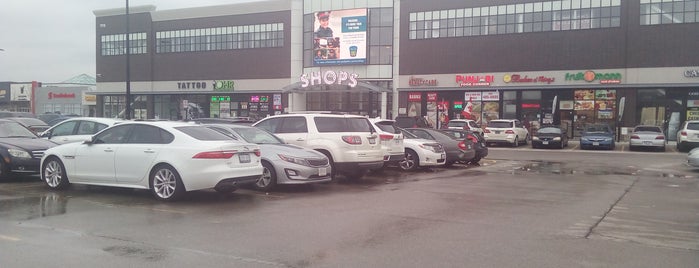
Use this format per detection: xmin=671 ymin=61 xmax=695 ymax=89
xmin=687 ymin=110 xmax=699 ymax=121
xmin=84 ymin=95 xmax=96 ymax=102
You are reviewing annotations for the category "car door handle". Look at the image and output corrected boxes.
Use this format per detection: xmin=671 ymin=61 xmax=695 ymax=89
xmin=104 ymin=149 xmax=113 ymax=152
xmin=144 ymin=149 xmax=155 ymax=153
xmin=296 ymin=138 xmax=305 ymax=141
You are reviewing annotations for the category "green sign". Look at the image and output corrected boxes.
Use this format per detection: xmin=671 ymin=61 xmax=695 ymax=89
xmin=211 ymin=96 xmax=231 ymax=102
xmin=213 ymin=80 xmax=235 ymax=92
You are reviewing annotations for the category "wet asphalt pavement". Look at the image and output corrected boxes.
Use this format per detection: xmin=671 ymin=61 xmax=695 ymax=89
xmin=1 ymin=148 xmax=698 ymax=267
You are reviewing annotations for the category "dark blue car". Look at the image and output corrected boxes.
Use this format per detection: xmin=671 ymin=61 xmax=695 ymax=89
xmin=580 ymin=124 xmax=615 ymax=150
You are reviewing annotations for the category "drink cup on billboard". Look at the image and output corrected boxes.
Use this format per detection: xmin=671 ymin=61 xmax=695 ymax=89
xmin=349 ymin=46 xmax=358 ymax=57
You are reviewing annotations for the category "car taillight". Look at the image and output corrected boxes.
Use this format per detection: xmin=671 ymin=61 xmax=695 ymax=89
xmin=379 ymin=134 xmax=394 ymax=141
xmin=680 ymin=131 xmax=687 ymax=136
xmin=458 ymin=141 xmax=467 ymax=150
xmin=484 ymin=128 xmax=491 ymax=133
xmin=192 ymin=150 xmax=236 ymax=159
xmin=505 ymin=130 xmax=515 ymax=134
xmin=342 ymin=135 xmax=362 ymax=144
xmin=656 ymin=135 xmax=665 ymax=140
xmin=466 ymin=133 xmax=479 ymax=143
xmin=254 ymin=149 xmax=261 ymax=157
xmin=630 ymin=135 xmax=640 ymax=139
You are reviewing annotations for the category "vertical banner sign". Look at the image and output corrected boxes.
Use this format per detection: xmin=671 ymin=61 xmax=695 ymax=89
xmin=426 ymin=92 xmax=438 ymax=128
xmin=313 ymin=8 xmax=367 ymax=66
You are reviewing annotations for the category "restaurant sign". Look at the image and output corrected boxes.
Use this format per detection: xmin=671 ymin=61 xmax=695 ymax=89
xmin=456 ymin=75 xmax=494 ymax=87
xmin=503 ymin=74 xmax=555 ymax=84
xmin=565 ymin=70 xmax=621 ymax=84
xmin=408 ymin=76 xmax=438 ymax=87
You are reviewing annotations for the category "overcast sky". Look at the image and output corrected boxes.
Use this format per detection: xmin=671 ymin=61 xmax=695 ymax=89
xmin=0 ymin=0 xmax=259 ymax=83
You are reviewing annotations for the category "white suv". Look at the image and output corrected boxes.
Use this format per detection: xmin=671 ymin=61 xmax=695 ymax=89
xmin=483 ymin=119 xmax=529 ymax=147
xmin=446 ymin=119 xmax=484 ymax=135
xmin=253 ymin=113 xmax=383 ymax=179
xmin=676 ymin=120 xmax=699 ymax=152
xmin=368 ymin=118 xmax=405 ymax=166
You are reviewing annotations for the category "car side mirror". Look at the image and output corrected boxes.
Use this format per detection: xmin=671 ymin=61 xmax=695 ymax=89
xmin=41 ymin=131 xmax=52 ymax=139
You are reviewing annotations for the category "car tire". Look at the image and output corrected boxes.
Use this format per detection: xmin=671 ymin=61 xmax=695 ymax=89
xmin=150 ymin=165 xmax=186 ymax=201
xmin=523 ymin=135 xmax=529 ymax=145
xmin=254 ymin=161 xmax=277 ymax=191
xmin=42 ymin=157 xmax=70 ymax=190
xmin=512 ymin=136 xmax=519 ymax=147
xmin=399 ymin=149 xmax=419 ymax=171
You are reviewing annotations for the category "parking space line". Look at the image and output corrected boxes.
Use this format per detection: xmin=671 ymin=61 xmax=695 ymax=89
xmin=0 ymin=234 xmax=20 ymax=241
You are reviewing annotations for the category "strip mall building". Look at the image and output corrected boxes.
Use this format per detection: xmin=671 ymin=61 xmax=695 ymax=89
xmin=94 ymin=0 xmax=699 ymax=139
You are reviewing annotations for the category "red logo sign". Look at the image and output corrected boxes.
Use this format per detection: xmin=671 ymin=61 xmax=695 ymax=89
xmin=48 ymin=92 xmax=76 ymax=99
xmin=408 ymin=92 xmax=422 ymax=102
xmin=426 ymin=92 xmax=438 ymax=102
xmin=456 ymin=75 xmax=494 ymax=87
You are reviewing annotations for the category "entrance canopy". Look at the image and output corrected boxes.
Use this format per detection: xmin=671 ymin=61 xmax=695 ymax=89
xmin=281 ymin=80 xmax=391 ymax=93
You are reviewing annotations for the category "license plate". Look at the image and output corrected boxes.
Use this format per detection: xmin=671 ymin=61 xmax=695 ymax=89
xmin=239 ymin=153 xmax=251 ymax=163
xmin=368 ymin=138 xmax=376 ymax=144
xmin=495 ymin=131 xmax=501 ymax=134
xmin=318 ymin=167 xmax=327 ymax=176
xmin=542 ymin=141 xmax=549 ymax=145
xmin=593 ymin=142 xmax=600 ymax=146
xmin=643 ymin=141 xmax=652 ymax=145
xmin=394 ymin=140 xmax=400 ymax=144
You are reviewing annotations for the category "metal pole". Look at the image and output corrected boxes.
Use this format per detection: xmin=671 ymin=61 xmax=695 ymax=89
xmin=125 ymin=0 xmax=131 ymax=120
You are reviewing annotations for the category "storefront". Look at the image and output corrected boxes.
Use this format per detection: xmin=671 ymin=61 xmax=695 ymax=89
xmin=398 ymin=67 xmax=699 ymax=140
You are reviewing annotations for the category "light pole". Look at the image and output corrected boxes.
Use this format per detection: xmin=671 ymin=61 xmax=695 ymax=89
xmin=125 ymin=0 xmax=131 ymax=120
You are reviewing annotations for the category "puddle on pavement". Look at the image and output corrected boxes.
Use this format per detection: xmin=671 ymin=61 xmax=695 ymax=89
xmin=0 ymin=193 xmax=68 ymax=221
xmin=511 ymin=161 xmax=693 ymax=178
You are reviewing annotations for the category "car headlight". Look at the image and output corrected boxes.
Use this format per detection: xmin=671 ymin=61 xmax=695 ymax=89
xmin=277 ymin=154 xmax=310 ymax=166
xmin=8 ymin=148 xmax=31 ymax=159
xmin=532 ymin=136 xmax=540 ymax=141
xmin=604 ymin=138 xmax=612 ymax=141
xmin=419 ymin=143 xmax=439 ymax=152
xmin=553 ymin=137 xmax=561 ymax=141
xmin=581 ymin=137 xmax=589 ymax=141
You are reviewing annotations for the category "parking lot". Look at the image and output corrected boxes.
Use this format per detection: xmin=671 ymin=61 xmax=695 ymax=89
xmin=488 ymin=140 xmax=684 ymax=153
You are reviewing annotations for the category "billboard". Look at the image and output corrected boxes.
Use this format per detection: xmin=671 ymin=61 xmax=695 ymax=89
xmin=10 ymin=83 xmax=32 ymax=101
xmin=313 ymin=8 xmax=367 ymax=66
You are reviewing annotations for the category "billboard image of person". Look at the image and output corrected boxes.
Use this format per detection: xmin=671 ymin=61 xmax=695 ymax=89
xmin=313 ymin=8 xmax=367 ymax=66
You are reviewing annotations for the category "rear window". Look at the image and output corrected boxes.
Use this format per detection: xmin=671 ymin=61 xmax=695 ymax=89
xmin=488 ymin=121 xmax=513 ymax=128
xmin=585 ymin=125 xmax=611 ymax=133
xmin=687 ymin=122 xmax=699 ymax=130
xmin=447 ymin=121 xmax=467 ymax=127
xmin=375 ymin=121 xmax=400 ymax=134
xmin=314 ymin=117 xmax=373 ymax=133
xmin=634 ymin=126 xmax=661 ymax=133
xmin=175 ymin=126 xmax=234 ymax=140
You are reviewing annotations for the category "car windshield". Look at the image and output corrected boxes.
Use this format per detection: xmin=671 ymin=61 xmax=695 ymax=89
xmin=585 ymin=125 xmax=611 ymax=133
xmin=488 ymin=121 xmax=512 ymax=128
xmin=447 ymin=121 xmax=467 ymax=127
xmin=634 ymin=126 xmax=661 ymax=132
xmin=0 ymin=121 xmax=37 ymax=138
xmin=537 ymin=127 xmax=561 ymax=134
xmin=231 ymin=127 xmax=282 ymax=144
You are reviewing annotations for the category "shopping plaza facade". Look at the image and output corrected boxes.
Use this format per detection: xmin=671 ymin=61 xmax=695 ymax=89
xmin=94 ymin=0 xmax=699 ymax=139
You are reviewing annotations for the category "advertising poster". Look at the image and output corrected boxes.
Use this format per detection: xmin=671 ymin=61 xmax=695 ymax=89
xmin=313 ymin=9 xmax=367 ymax=66
xmin=574 ymin=89 xmax=595 ymax=100
xmin=425 ymin=92 xmax=437 ymax=128
xmin=10 ymin=83 xmax=32 ymax=101
xmin=574 ymin=100 xmax=594 ymax=110
xmin=595 ymin=89 xmax=616 ymax=100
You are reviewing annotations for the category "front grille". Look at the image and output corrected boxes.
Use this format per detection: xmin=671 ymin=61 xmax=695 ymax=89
xmin=307 ymin=158 xmax=329 ymax=167
xmin=31 ymin=150 xmax=45 ymax=159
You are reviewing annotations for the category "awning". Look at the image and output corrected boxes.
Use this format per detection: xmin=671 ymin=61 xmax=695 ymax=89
xmin=281 ymin=80 xmax=391 ymax=93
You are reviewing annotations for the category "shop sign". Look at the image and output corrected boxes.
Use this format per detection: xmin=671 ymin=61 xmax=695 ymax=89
xmin=213 ymin=80 xmax=235 ymax=92
xmin=456 ymin=75 xmax=494 ymax=87
xmin=48 ymin=92 xmax=76 ymax=99
xmin=83 ymin=94 xmax=96 ymax=102
xmin=521 ymin=103 xmax=541 ymax=109
xmin=687 ymin=108 xmax=699 ymax=120
xmin=273 ymin=94 xmax=282 ymax=110
xmin=408 ymin=76 xmax=438 ymax=87
xmin=503 ymin=74 xmax=555 ymax=84
xmin=685 ymin=70 xmax=699 ymax=78
xmin=426 ymin=92 xmax=438 ymax=102
xmin=565 ymin=71 xmax=621 ymax=84
xmin=453 ymin=101 xmax=463 ymax=109
xmin=482 ymin=91 xmax=500 ymax=101
xmin=300 ymin=70 xmax=358 ymax=88
xmin=408 ymin=92 xmax=422 ymax=102
xmin=465 ymin=92 xmax=482 ymax=101
xmin=177 ymin=81 xmax=208 ymax=89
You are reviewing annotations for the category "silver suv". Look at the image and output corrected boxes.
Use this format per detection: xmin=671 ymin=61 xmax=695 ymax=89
xmin=676 ymin=120 xmax=699 ymax=152
xmin=253 ymin=113 xmax=383 ymax=179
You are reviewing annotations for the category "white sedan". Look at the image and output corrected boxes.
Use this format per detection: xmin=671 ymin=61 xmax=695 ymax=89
xmin=399 ymin=128 xmax=446 ymax=171
xmin=41 ymin=121 xmax=263 ymax=201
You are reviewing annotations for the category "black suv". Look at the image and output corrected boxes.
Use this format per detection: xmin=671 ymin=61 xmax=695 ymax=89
xmin=394 ymin=116 xmax=431 ymax=128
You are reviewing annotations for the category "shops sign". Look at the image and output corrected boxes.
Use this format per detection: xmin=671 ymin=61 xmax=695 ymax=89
xmin=300 ymin=71 xmax=358 ymax=88
xmin=503 ymin=74 xmax=555 ymax=84
xmin=409 ymin=76 xmax=438 ymax=87
xmin=565 ymin=71 xmax=621 ymax=84
xmin=456 ymin=75 xmax=494 ymax=87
